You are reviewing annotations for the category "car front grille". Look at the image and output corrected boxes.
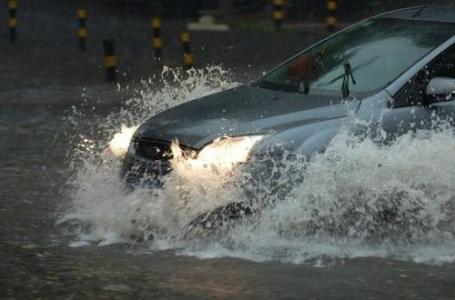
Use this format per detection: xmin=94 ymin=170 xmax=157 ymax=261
xmin=123 ymin=138 xmax=196 ymax=188
xmin=134 ymin=138 xmax=174 ymax=161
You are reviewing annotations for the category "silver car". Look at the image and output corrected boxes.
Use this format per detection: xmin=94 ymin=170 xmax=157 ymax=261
xmin=122 ymin=4 xmax=455 ymax=227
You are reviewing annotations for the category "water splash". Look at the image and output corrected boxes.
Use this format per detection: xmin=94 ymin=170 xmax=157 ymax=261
xmin=60 ymin=66 xmax=455 ymax=265
xmin=213 ymin=128 xmax=455 ymax=264
xmin=108 ymin=125 xmax=138 ymax=158
xmin=61 ymin=66 xmax=240 ymax=242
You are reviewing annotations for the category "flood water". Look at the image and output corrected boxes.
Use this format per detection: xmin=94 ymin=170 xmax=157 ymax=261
xmin=2 ymin=69 xmax=455 ymax=299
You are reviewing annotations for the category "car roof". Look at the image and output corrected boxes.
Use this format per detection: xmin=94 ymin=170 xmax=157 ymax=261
xmin=378 ymin=4 xmax=455 ymax=23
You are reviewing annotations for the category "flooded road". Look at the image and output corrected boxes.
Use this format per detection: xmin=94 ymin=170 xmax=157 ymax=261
xmin=1 ymin=78 xmax=455 ymax=299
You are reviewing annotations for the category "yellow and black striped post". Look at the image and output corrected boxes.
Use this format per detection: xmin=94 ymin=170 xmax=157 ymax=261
xmin=103 ymin=39 xmax=117 ymax=83
xmin=151 ymin=16 xmax=163 ymax=61
xmin=326 ymin=0 xmax=338 ymax=33
xmin=180 ymin=32 xmax=193 ymax=69
xmin=77 ymin=1 xmax=88 ymax=51
xmin=8 ymin=0 xmax=17 ymax=42
xmin=272 ymin=0 xmax=285 ymax=31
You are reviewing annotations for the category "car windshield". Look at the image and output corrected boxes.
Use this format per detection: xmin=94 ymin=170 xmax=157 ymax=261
xmin=256 ymin=18 xmax=455 ymax=96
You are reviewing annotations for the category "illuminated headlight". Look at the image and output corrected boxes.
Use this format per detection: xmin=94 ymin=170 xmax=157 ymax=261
xmin=171 ymin=135 xmax=265 ymax=173
xmin=198 ymin=135 xmax=264 ymax=165
xmin=127 ymin=139 xmax=136 ymax=156
xmin=108 ymin=125 xmax=138 ymax=158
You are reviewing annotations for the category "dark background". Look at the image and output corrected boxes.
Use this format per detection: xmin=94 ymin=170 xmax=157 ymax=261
xmin=0 ymin=0 xmax=429 ymax=101
xmin=94 ymin=0 xmax=427 ymax=19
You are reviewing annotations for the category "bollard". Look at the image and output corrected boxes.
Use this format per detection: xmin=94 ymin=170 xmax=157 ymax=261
xmin=8 ymin=0 xmax=17 ymax=42
xmin=103 ymin=39 xmax=117 ymax=83
xmin=272 ymin=0 xmax=285 ymax=31
xmin=180 ymin=32 xmax=193 ymax=69
xmin=77 ymin=1 xmax=88 ymax=51
xmin=151 ymin=17 xmax=163 ymax=61
xmin=326 ymin=0 xmax=338 ymax=33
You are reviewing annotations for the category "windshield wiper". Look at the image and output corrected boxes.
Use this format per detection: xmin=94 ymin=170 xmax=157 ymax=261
xmin=341 ymin=62 xmax=356 ymax=98
xmin=412 ymin=0 xmax=436 ymax=18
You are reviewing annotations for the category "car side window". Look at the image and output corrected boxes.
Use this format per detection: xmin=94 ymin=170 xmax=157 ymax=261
xmin=393 ymin=44 xmax=455 ymax=108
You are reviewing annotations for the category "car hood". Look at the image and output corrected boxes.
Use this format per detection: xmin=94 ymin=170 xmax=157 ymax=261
xmin=134 ymin=85 xmax=360 ymax=149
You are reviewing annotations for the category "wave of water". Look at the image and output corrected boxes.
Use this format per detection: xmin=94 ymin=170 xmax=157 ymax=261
xmin=60 ymin=66 xmax=455 ymax=265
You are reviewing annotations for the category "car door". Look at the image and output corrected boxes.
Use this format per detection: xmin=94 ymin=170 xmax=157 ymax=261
xmin=425 ymin=43 xmax=455 ymax=124
xmin=382 ymin=43 xmax=455 ymax=137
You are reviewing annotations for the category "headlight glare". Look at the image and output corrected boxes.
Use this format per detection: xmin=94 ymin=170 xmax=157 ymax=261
xmin=171 ymin=135 xmax=265 ymax=173
xmin=197 ymin=135 xmax=264 ymax=167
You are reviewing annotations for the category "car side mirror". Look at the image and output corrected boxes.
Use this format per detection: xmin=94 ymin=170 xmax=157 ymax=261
xmin=426 ymin=77 xmax=455 ymax=96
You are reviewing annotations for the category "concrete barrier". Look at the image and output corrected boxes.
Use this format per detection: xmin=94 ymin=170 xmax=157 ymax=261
xmin=77 ymin=1 xmax=88 ymax=51
xmin=180 ymin=32 xmax=193 ymax=69
xmin=151 ymin=16 xmax=163 ymax=61
xmin=326 ymin=0 xmax=338 ymax=32
xmin=103 ymin=39 xmax=117 ymax=82
xmin=272 ymin=0 xmax=285 ymax=32
xmin=8 ymin=0 xmax=17 ymax=42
